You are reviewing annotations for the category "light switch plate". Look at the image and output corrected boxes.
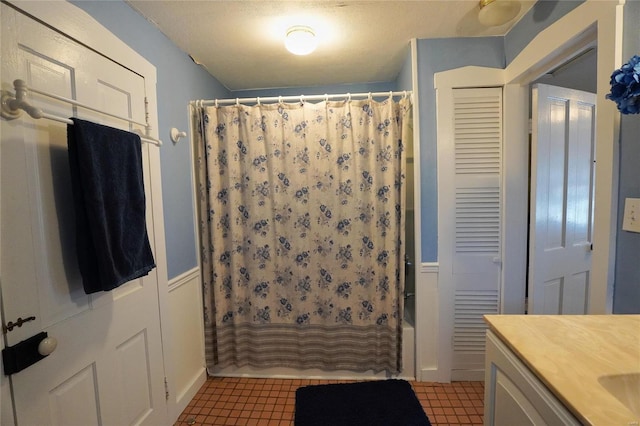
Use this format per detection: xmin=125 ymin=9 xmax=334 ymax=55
xmin=622 ymin=198 xmax=640 ymax=233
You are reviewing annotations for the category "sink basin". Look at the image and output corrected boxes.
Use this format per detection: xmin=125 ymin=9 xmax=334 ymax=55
xmin=598 ymin=373 xmax=640 ymax=417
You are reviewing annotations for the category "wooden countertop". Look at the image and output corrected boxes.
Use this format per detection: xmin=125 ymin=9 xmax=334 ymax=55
xmin=484 ymin=315 xmax=640 ymax=426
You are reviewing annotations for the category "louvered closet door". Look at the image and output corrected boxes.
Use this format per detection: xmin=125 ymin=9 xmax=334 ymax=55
xmin=450 ymin=88 xmax=502 ymax=378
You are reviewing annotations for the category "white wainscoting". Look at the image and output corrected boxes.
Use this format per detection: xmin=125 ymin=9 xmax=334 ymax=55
xmin=416 ymin=262 xmax=440 ymax=382
xmin=167 ymin=267 xmax=206 ymax=422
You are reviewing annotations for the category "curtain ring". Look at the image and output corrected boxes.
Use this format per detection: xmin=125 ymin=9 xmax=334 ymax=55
xmin=347 ymin=93 xmax=351 ymax=102
xmin=215 ymin=99 xmax=218 ymax=108
xmin=403 ymin=90 xmax=407 ymax=99
xmin=257 ymin=97 xmax=261 ymax=105
xmin=236 ymin=98 xmax=240 ymax=106
xmin=389 ymin=91 xmax=393 ymax=99
xmin=279 ymin=96 xmax=283 ymax=104
xmin=324 ymin=94 xmax=329 ymax=102
xmin=300 ymin=94 xmax=304 ymax=104
xmin=368 ymin=92 xmax=372 ymax=102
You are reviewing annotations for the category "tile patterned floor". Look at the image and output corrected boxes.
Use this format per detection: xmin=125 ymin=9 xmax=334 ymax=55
xmin=175 ymin=377 xmax=484 ymax=426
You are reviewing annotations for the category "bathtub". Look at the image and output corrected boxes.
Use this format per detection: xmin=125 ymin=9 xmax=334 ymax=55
xmin=211 ymin=307 xmax=416 ymax=381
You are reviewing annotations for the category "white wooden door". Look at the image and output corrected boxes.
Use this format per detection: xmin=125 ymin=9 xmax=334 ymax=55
xmin=439 ymin=87 xmax=503 ymax=380
xmin=529 ymin=84 xmax=596 ymax=315
xmin=1 ymin=4 xmax=167 ymax=425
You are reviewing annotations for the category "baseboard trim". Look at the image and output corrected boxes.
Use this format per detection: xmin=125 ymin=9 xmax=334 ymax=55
xmin=451 ymin=369 xmax=486 ymax=382
xmin=173 ymin=367 xmax=207 ymax=421
xmin=419 ymin=368 xmax=443 ymax=383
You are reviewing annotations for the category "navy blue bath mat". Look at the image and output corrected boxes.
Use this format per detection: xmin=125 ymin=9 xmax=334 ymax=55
xmin=294 ymin=379 xmax=431 ymax=426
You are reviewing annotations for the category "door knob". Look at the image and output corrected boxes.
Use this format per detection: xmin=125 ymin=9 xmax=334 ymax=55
xmin=38 ymin=336 xmax=57 ymax=356
xmin=2 ymin=331 xmax=53 ymax=375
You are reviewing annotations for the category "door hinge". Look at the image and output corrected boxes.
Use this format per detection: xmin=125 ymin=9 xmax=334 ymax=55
xmin=164 ymin=377 xmax=169 ymax=401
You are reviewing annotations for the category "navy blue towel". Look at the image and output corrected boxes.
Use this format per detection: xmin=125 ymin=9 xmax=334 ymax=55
xmin=67 ymin=118 xmax=155 ymax=294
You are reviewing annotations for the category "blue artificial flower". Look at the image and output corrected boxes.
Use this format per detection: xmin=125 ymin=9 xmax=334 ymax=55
xmin=606 ymin=55 xmax=640 ymax=114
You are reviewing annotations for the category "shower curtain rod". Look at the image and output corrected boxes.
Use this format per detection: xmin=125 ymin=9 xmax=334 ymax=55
xmin=1 ymin=79 xmax=162 ymax=146
xmin=193 ymin=90 xmax=412 ymax=107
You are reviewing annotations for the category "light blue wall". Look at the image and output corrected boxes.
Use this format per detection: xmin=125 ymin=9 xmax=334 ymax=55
xmin=71 ymin=0 xmax=230 ymax=279
xmin=416 ymin=37 xmax=505 ymax=261
xmin=613 ymin=0 xmax=640 ymax=314
xmin=415 ymin=2 xmax=586 ymax=262
xmin=395 ymin=43 xmax=413 ymax=92
xmin=72 ymin=0 xmax=635 ymax=301
xmin=233 ymin=82 xmax=394 ymax=99
xmin=504 ymin=1 xmax=584 ymax=66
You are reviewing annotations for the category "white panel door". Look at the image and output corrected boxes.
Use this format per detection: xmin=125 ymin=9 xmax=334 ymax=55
xmin=1 ymin=5 xmax=167 ymax=425
xmin=529 ymin=84 xmax=596 ymax=315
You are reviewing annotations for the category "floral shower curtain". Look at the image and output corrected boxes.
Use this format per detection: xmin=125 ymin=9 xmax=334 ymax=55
xmin=194 ymin=96 xmax=412 ymax=373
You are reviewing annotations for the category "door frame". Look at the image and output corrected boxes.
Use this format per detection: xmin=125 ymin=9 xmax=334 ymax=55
xmin=434 ymin=0 xmax=623 ymax=381
xmin=0 ymin=0 xmax=171 ymax=422
xmin=503 ymin=0 xmax=624 ymax=315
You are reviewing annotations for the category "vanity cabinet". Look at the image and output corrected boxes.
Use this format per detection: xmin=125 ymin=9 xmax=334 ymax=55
xmin=484 ymin=330 xmax=580 ymax=426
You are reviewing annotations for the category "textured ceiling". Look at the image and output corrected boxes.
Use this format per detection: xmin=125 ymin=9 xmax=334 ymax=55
xmin=126 ymin=1 xmax=536 ymax=91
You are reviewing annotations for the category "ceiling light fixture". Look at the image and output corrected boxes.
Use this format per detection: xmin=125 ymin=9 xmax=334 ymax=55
xmin=285 ymin=26 xmax=317 ymax=56
xmin=478 ymin=0 xmax=521 ymax=27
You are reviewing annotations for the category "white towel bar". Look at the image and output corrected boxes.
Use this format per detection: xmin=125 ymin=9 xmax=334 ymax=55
xmin=1 ymin=79 xmax=162 ymax=146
